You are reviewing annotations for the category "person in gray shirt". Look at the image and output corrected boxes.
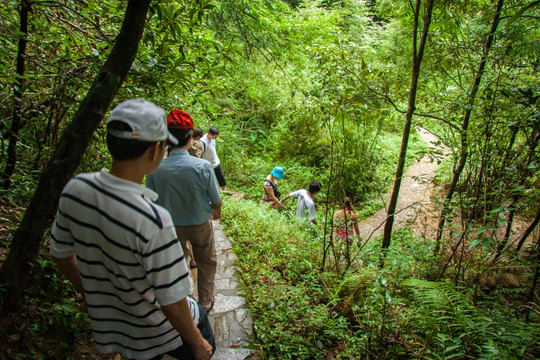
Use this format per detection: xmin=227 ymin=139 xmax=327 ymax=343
xmin=146 ymin=109 xmax=222 ymax=311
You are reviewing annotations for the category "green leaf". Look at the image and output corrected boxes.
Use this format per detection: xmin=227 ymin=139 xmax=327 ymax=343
xmin=508 ymin=1 xmax=540 ymax=25
xmin=469 ymin=239 xmax=481 ymax=249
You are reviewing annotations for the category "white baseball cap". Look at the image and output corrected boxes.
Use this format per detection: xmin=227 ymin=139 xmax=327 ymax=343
xmin=107 ymin=98 xmax=178 ymax=145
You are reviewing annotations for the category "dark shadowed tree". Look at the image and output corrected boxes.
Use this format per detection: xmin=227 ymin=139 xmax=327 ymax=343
xmin=0 ymin=0 xmax=151 ymax=314
xmin=434 ymin=0 xmax=504 ymax=254
xmin=381 ymin=0 xmax=435 ymax=258
xmin=2 ymin=0 xmax=31 ymax=189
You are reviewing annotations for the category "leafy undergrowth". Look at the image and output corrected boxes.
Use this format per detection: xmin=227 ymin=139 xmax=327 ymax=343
xmin=221 ymin=197 xmax=540 ymax=360
xmin=0 ymin=300 xmax=114 ymax=360
xmin=0 ymin=200 xmax=114 ymax=360
xmin=1 ymin=196 xmax=538 ymax=359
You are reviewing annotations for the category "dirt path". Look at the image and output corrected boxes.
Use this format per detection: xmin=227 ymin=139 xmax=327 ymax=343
xmin=356 ymin=127 xmax=450 ymax=240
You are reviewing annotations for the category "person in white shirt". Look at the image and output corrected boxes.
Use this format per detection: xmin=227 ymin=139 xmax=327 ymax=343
xmin=282 ymin=180 xmax=322 ymax=225
xmin=200 ymin=126 xmax=231 ymax=194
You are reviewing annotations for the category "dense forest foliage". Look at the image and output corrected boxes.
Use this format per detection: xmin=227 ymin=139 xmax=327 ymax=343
xmin=0 ymin=0 xmax=538 ymax=359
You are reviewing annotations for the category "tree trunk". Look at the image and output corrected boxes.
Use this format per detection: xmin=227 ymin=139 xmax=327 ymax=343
xmin=2 ymin=1 xmax=30 ymax=190
xmin=381 ymin=0 xmax=435 ymax=254
xmin=525 ymin=233 xmax=540 ymax=323
xmin=0 ymin=0 xmax=151 ymax=314
xmin=516 ymin=206 xmax=540 ymax=252
xmin=434 ymin=0 xmax=504 ymax=254
xmin=494 ymin=197 xmax=517 ymax=259
xmin=495 ymin=145 xmax=534 ymax=258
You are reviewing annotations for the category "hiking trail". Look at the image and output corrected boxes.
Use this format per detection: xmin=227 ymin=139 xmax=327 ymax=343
xmin=356 ymin=127 xmax=450 ymax=240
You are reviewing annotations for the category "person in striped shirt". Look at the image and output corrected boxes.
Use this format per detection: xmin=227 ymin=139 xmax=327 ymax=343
xmin=50 ymin=98 xmax=214 ymax=360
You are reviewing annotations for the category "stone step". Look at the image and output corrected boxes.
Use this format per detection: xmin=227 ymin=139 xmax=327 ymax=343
xmin=209 ymin=220 xmax=255 ymax=359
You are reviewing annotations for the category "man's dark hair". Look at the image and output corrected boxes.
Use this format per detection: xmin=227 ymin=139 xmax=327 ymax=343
xmin=209 ymin=126 xmax=219 ymax=135
xmin=107 ymin=121 xmax=163 ymax=161
xmin=193 ymin=126 xmax=203 ymax=138
xmin=308 ymin=180 xmax=321 ymax=194
xmin=169 ymin=127 xmax=193 ymax=148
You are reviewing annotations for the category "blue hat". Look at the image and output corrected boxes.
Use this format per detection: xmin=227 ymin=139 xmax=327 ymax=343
xmin=271 ymin=166 xmax=284 ymax=179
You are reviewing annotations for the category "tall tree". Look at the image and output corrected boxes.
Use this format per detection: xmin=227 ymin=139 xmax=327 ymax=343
xmin=1 ymin=0 xmax=31 ymax=189
xmin=381 ymin=0 xmax=435 ymax=254
xmin=434 ymin=0 xmax=505 ymax=254
xmin=0 ymin=0 xmax=151 ymax=314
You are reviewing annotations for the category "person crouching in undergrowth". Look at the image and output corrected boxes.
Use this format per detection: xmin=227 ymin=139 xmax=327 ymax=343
xmin=282 ymin=180 xmax=322 ymax=226
xmin=262 ymin=166 xmax=285 ymax=209
xmin=333 ymin=196 xmax=360 ymax=245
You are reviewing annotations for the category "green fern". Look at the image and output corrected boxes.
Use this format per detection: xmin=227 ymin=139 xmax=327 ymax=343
xmin=401 ymin=279 xmax=538 ymax=359
xmin=403 ymin=278 xmax=475 ymax=321
xmin=334 ymin=268 xmax=377 ymax=298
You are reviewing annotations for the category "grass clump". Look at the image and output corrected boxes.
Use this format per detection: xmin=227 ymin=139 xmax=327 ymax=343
xmin=222 ymin=198 xmax=361 ymax=359
xmin=222 ymin=201 xmax=539 ymax=359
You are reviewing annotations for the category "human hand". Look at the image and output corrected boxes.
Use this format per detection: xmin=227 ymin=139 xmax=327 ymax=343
xmin=192 ymin=338 xmax=213 ymax=360
xmin=278 ymin=201 xmax=284 ymax=208
xmin=211 ymin=210 xmax=221 ymax=220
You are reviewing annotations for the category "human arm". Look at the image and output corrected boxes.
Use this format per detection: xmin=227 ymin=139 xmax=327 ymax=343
xmin=50 ymin=180 xmax=84 ymax=295
xmin=161 ymin=299 xmax=213 ymax=360
xmin=206 ymin=164 xmax=222 ymax=220
xmin=308 ymin=202 xmax=317 ymax=225
xmin=52 ymin=254 xmax=84 ymax=295
xmin=264 ymin=181 xmax=283 ymax=208
xmin=282 ymin=189 xmax=300 ymax=204
xmin=211 ymin=199 xmax=222 ymax=220
xmin=149 ymin=226 xmax=212 ymax=359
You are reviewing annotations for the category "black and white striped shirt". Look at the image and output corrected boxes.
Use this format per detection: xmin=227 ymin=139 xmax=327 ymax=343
xmin=50 ymin=169 xmax=197 ymax=359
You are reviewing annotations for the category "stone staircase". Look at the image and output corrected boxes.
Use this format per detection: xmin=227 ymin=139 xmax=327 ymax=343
xmin=208 ymin=220 xmax=255 ymax=359
xmin=164 ymin=220 xmax=255 ymax=360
